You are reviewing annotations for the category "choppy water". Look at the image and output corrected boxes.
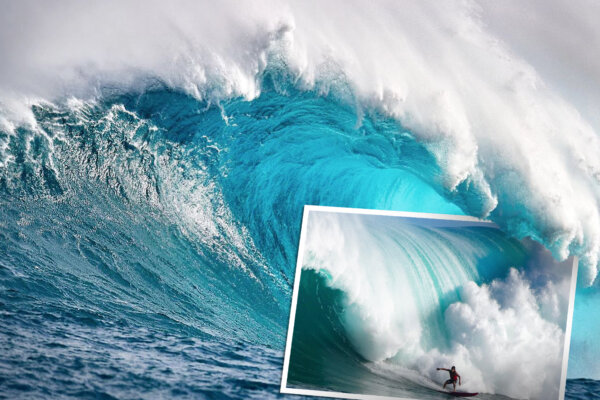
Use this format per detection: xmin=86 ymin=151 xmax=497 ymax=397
xmin=566 ymin=379 xmax=600 ymax=400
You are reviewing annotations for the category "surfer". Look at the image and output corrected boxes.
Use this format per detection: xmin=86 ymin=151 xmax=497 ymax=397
xmin=437 ymin=366 xmax=461 ymax=391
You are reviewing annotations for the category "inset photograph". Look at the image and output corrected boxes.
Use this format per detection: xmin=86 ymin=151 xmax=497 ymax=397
xmin=281 ymin=206 xmax=577 ymax=400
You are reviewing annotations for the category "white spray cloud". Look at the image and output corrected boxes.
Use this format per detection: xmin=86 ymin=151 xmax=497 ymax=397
xmin=443 ymin=270 xmax=564 ymax=399
xmin=367 ymin=269 xmax=567 ymax=399
xmin=1 ymin=0 xmax=599 ymax=281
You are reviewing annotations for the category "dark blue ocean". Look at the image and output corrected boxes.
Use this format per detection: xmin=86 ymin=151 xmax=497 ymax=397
xmin=566 ymin=379 xmax=600 ymax=400
xmin=0 ymin=74 xmax=597 ymax=399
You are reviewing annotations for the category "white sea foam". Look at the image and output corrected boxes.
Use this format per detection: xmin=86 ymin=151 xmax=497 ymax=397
xmin=442 ymin=270 xmax=564 ymax=399
xmin=1 ymin=0 xmax=599 ymax=281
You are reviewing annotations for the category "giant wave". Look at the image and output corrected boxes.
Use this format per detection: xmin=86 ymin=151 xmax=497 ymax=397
xmin=2 ymin=1 xmax=600 ymax=281
xmin=1 ymin=1 xmax=599 ymax=398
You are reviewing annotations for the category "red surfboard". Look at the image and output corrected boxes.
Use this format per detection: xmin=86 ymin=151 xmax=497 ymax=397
xmin=435 ymin=390 xmax=479 ymax=397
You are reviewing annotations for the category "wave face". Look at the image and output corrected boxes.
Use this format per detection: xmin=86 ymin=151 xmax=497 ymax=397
xmin=0 ymin=80 xmax=467 ymax=398
xmin=0 ymin=1 xmax=599 ymax=397
xmin=288 ymin=211 xmax=571 ymax=400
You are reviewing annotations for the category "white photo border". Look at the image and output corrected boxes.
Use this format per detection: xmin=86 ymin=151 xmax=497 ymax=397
xmin=280 ymin=205 xmax=578 ymax=400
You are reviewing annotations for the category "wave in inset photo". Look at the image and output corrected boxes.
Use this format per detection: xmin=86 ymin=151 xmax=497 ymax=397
xmin=283 ymin=209 xmax=575 ymax=400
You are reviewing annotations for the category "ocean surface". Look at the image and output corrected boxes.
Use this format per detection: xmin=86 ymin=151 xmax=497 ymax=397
xmin=1 ymin=1 xmax=600 ymax=398
xmin=566 ymin=379 xmax=600 ymax=400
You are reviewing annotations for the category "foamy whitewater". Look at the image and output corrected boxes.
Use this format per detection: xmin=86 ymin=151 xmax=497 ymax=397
xmin=0 ymin=1 xmax=599 ymax=399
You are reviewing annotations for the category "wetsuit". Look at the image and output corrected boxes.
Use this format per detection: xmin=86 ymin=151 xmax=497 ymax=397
xmin=444 ymin=370 xmax=458 ymax=386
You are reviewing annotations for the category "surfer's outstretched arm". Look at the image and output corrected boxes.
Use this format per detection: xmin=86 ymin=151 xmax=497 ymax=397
xmin=436 ymin=367 xmax=450 ymax=371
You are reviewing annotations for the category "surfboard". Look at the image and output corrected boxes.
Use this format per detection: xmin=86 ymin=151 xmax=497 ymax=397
xmin=435 ymin=390 xmax=479 ymax=397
